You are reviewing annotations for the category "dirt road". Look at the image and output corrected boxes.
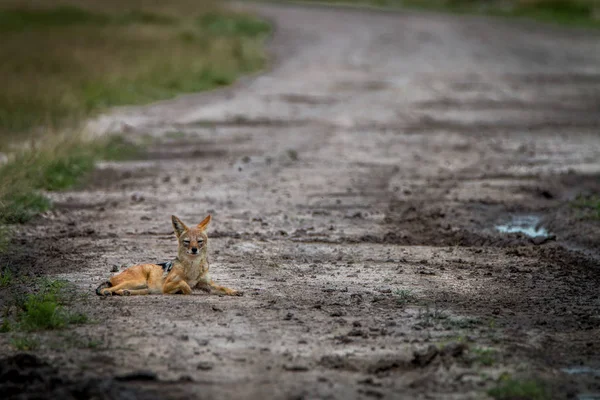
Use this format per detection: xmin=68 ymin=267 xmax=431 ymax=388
xmin=5 ymin=3 xmax=600 ymax=399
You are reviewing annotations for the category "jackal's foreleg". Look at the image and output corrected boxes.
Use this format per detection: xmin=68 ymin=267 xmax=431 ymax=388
xmin=196 ymin=280 xmax=243 ymax=296
xmin=162 ymin=279 xmax=192 ymax=295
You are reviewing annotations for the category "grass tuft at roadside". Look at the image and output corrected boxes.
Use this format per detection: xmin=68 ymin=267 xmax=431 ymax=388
xmin=488 ymin=375 xmax=548 ymax=400
xmin=572 ymin=194 xmax=600 ymax=219
xmin=0 ymin=132 xmax=145 ymax=227
xmin=0 ymin=276 xmax=90 ymax=350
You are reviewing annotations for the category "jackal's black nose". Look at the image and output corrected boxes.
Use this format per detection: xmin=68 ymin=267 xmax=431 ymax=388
xmin=191 ymin=247 xmax=198 ymax=254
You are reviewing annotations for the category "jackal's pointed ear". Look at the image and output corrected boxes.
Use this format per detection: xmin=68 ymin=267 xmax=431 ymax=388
xmin=197 ymin=214 xmax=211 ymax=231
xmin=171 ymin=215 xmax=188 ymax=238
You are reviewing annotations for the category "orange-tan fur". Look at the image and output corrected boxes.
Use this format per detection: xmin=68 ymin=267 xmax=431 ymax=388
xmin=96 ymin=215 xmax=242 ymax=296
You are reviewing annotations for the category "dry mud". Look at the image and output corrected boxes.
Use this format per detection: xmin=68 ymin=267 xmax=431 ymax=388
xmin=2 ymin=3 xmax=600 ymax=399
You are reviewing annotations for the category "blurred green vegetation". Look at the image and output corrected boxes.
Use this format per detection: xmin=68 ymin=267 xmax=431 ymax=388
xmin=0 ymin=0 xmax=271 ymax=139
xmin=280 ymin=0 xmax=600 ymax=27
xmin=488 ymin=376 xmax=547 ymax=400
xmin=0 ymin=133 xmax=144 ymax=225
xmin=572 ymin=194 xmax=600 ymax=219
xmin=0 ymin=0 xmax=271 ymax=240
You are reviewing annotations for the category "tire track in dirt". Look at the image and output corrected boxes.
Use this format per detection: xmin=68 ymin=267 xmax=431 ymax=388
xmin=4 ymin=3 xmax=600 ymax=399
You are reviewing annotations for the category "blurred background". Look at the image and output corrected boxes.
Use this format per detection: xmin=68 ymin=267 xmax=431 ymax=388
xmin=0 ymin=0 xmax=598 ymax=250
xmin=0 ymin=0 xmax=271 ymax=225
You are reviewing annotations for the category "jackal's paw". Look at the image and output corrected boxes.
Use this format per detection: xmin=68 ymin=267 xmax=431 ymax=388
xmin=96 ymin=281 xmax=112 ymax=296
xmin=100 ymin=289 xmax=112 ymax=296
xmin=230 ymin=290 xmax=244 ymax=297
xmin=122 ymin=289 xmax=131 ymax=296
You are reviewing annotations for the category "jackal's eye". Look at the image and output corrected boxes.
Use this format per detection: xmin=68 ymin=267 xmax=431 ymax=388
xmin=183 ymin=239 xmax=190 ymax=245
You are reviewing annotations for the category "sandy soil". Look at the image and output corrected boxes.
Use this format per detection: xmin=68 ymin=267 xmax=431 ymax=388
xmin=2 ymin=3 xmax=600 ymax=399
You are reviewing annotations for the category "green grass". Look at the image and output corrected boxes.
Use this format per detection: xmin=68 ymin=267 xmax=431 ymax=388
xmin=0 ymin=6 xmax=110 ymax=33
xmin=488 ymin=377 xmax=547 ymax=400
xmin=13 ymin=135 xmax=144 ymax=191
xmin=0 ymin=192 xmax=52 ymax=224
xmin=198 ymin=12 xmax=272 ymax=37
xmin=19 ymin=281 xmax=70 ymax=331
xmin=0 ymin=133 xmax=146 ymax=226
xmin=572 ymin=194 xmax=600 ymax=219
xmin=37 ymin=153 xmax=96 ymax=192
xmin=0 ymin=268 xmax=13 ymax=287
xmin=1 ymin=278 xmax=90 ymax=350
xmin=0 ymin=226 xmax=9 ymax=253
xmin=0 ymin=6 xmax=176 ymax=33
xmin=8 ymin=279 xmax=88 ymax=332
xmin=501 ymin=0 xmax=599 ymax=27
xmin=20 ymin=293 xmax=68 ymax=331
xmin=0 ymin=134 xmax=145 ymax=253
xmin=279 ymin=0 xmax=600 ymax=28
xmin=0 ymin=1 xmax=270 ymax=137
xmin=11 ymin=335 xmax=40 ymax=351
xmin=86 ymin=339 xmax=103 ymax=349
xmin=0 ymin=319 xmax=10 ymax=333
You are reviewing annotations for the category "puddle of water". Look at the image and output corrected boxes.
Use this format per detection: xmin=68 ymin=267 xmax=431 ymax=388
xmin=562 ymin=367 xmax=600 ymax=376
xmin=562 ymin=367 xmax=600 ymax=400
xmin=495 ymin=215 xmax=550 ymax=237
xmin=578 ymin=394 xmax=600 ymax=400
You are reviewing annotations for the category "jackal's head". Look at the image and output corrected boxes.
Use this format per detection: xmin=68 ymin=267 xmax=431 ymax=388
xmin=171 ymin=215 xmax=211 ymax=261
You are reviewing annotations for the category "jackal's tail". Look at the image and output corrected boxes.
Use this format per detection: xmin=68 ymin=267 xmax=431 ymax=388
xmin=95 ymin=281 xmax=112 ymax=296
